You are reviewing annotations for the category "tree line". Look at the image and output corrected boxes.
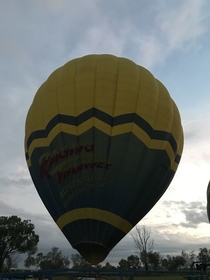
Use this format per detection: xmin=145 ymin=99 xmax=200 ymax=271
xmin=0 ymin=215 xmax=209 ymax=272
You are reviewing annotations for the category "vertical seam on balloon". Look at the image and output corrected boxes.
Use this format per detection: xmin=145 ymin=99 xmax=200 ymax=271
xmin=171 ymin=101 xmax=183 ymax=169
xmin=126 ymin=64 xmax=143 ymax=220
xmin=91 ymin=55 xmax=97 ymax=244
xmin=137 ymin=80 xmax=172 ymax=213
xmin=130 ymin=69 xmax=160 ymax=222
xmin=54 ymin=65 xmax=66 ymax=220
xmin=141 ymin=78 xmax=164 ymax=196
xmin=41 ymin=69 xmax=63 ymax=234
xmin=176 ymin=111 xmax=184 ymax=168
xmin=71 ymin=60 xmax=80 ymax=246
xmin=29 ymin=83 xmax=50 ymax=225
xmin=126 ymin=66 xmax=152 ymax=218
xmin=92 ymin=55 xmax=97 ymax=244
xmin=74 ymin=58 xmax=85 ymax=243
xmin=62 ymin=59 xmax=81 ymax=246
xmin=95 ymin=56 xmax=108 ymax=246
xmin=42 ymin=76 xmax=63 ymax=220
xmin=117 ymin=62 xmax=139 ymax=222
xmin=151 ymin=78 xmax=160 ymax=149
xmin=97 ymin=57 xmax=111 ymax=247
xmin=63 ymin=61 xmax=77 ymax=246
xmin=102 ymin=56 xmax=119 ymax=247
xmin=94 ymin=55 xmax=103 ymax=245
xmin=109 ymin=56 xmax=119 ymax=203
xmin=164 ymin=88 xmax=174 ymax=170
xmin=31 ymin=77 xmax=58 ymax=229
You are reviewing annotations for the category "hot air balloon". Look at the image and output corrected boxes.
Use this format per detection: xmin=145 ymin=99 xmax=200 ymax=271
xmin=25 ymin=54 xmax=184 ymax=264
xmin=207 ymin=181 xmax=210 ymax=222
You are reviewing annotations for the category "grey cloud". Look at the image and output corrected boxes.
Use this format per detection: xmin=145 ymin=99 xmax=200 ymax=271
xmin=183 ymin=120 xmax=199 ymax=142
xmin=0 ymin=200 xmax=20 ymax=215
xmin=0 ymin=176 xmax=31 ymax=189
xmin=180 ymin=222 xmax=198 ymax=229
xmin=183 ymin=118 xmax=208 ymax=143
xmin=162 ymin=200 xmax=208 ymax=228
xmin=182 ymin=208 xmax=208 ymax=225
xmin=0 ymin=199 xmax=35 ymax=218
xmin=0 ymin=173 xmax=33 ymax=200
xmin=1 ymin=0 xmax=207 ymax=83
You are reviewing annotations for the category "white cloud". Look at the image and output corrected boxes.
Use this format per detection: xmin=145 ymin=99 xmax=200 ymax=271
xmin=157 ymin=0 xmax=208 ymax=50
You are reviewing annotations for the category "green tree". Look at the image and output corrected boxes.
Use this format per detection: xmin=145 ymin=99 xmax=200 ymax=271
xmin=181 ymin=250 xmax=196 ymax=268
xmin=118 ymin=258 xmax=129 ymax=269
xmin=118 ymin=255 xmax=138 ymax=280
xmin=127 ymin=255 xmax=140 ymax=269
xmin=173 ymin=255 xmax=186 ymax=270
xmin=71 ymin=253 xmax=91 ymax=268
xmin=102 ymin=262 xmax=116 ymax=269
xmin=197 ymin=248 xmax=210 ymax=262
xmin=25 ymin=247 xmax=70 ymax=269
xmin=0 ymin=215 xmax=39 ymax=272
xmin=161 ymin=257 xmax=169 ymax=270
xmin=161 ymin=255 xmax=186 ymax=271
xmin=118 ymin=255 xmax=140 ymax=269
xmin=147 ymin=251 xmax=160 ymax=270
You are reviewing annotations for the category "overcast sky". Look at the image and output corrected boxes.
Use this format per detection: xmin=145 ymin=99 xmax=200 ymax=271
xmin=1 ymin=0 xmax=210 ymax=267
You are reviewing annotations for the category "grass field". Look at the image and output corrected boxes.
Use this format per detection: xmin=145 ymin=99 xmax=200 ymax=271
xmin=100 ymin=276 xmax=208 ymax=280
xmin=95 ymin=274 xmax=209 ymax=280
xmin=53 ymin=276 xmax=188 ymax=280
xmin=105 ymin=275 xmax=209 ymax=280
xmin=128 ymin=277 xmax=183 ymax=280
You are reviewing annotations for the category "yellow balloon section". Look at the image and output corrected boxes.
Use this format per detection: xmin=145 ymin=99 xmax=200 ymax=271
xmin=25 ymin=54 xmax=184 ymax=264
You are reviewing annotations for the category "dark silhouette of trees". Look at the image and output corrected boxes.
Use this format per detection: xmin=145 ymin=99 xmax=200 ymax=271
xmin=25 ymin=247 xmax=70 ymax=269
xmin=101 ymin=262 xmax=116 ymax=269
xmin=197 ymin=247 xmax=210 ymax=262
xmin=132 ymin=225 xmax=154 ymax=271
xmin=181 ymin=250 xmax=196 ymax=268
xmin=147 ymin=251 xmax=161 ymax=269
xmin=127 ymin=255 xmax=140 ymax=268
xmin=0 ymin=215 xmax=39 ymax=272
xmin=118 ymin=255 xmax=139 ymax=269
xmin=160 ymin=255 xmax=186 ymax=270
xmin=71 ymin=253 xmax=91 ymax=268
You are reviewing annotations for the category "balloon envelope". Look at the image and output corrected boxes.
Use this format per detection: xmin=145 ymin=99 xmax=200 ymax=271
xmin=25 ymin=54 xmax=184 ymax=264
xmin=207 ymin=181 xmax=210 ymax=221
